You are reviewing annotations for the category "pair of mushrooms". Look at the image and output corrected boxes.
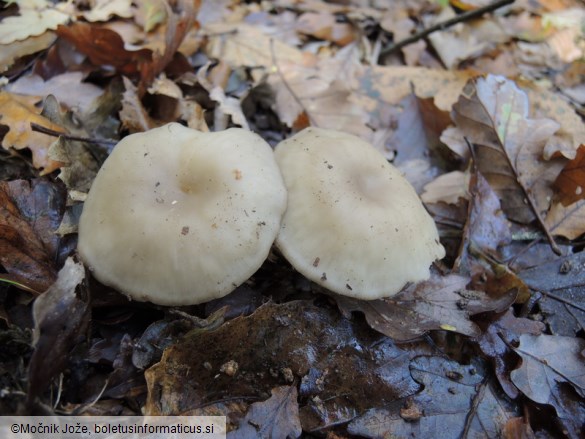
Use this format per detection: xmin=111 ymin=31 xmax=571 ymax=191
xmin=78 ymin=124 xmax=445 ymax=306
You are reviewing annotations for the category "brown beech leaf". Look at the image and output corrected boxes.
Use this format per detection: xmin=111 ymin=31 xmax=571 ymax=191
xmin=335 ymin=273 xmax=516 ymax=341
xmin=0 ymin=91 xmax=65 ymax=174
xmin=452 ymin=75 xmax=563 ymax=225
xmin=230 ymin=386 xmax=302 ymax=439
xmin=56 ymin=22 xmax=152 ymax=77
xmin=0 ymin=179 xmax=65 ymax=293
xmin=552 ymin=144 xmax=585 ymax=206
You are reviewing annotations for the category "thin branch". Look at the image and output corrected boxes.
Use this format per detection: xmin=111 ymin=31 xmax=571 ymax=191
xmin=379 ymin=0 xmax=515 ymax=60
xmin=30 ymin=123 xmax=117 ymax=147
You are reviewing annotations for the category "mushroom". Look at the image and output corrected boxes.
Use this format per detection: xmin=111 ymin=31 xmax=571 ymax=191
xmin=274 ymin=127 xmax=445 ymax=300
xmin=78 ymin=123 xmax=287 ymax=306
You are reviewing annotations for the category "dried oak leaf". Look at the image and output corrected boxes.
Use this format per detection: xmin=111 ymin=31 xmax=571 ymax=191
xmin=229 ymin=386 xmax=302 ymax=439
xmin=335 ymin=273 xmax=516 ymax=342
xmin=519 ymin=251 xmax=585 ymax=336
xmin=552 ymin=144 xmax=585 ymax=206
xmin=452 ymin=74 xmax=563 ymax=224
xmin=0 ymin=91 xmax=64 ymax=174
xmin=510 ymin=334 xmax=585 ymax=437
xmin=0 ymin=1 xmax=70 ymax=44
xmin=348 ymin=357 xmax=518 ymax=439
xmin=477 ymin=309 xmax=545 ymax=399
xmin=0 ymin=179 xmax=65 ymax=293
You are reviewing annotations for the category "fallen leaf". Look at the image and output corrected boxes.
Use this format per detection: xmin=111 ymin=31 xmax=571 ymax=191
xmin=0 ymin=91 xmax=65 ymax=173
xmin=355 ymin=66 xmax=475 ymax=113
xmin=477 ymin=309 xmax=545 ymax=399
xmin=335 ymin=273 xmax=516 ymax=341
xmin=452 ymin=74 xmax=563 ymax=224
xmin=552 ymin=144 xmax=585 ymax=206
xmin=511 ymin=334 xmax=585 ymax=431
xmin=0 ymin=1 xmax=70 ymax=44
xmin=82 ymin=0 xmax=133 ymax=23
xmin=209 ymin=86 xmax=250 ymax=130
xmin=421 ymin=170 xmax=470 ymax=204
xmin=348 ymin=357 xmax=519 ymax=439
xmin=229 ymin=386 xmax=302 ymax=439
xmin=296 ymin=12 xmax=355 ymax=46
xmin=519 ymin=251 xmax=585 ymax=336
xmin=28 ymin=257 xmax=89 ymax=405
xmin=134 ymin=0 xmax=167 ymax=32
xmin=0 ymin=31 xmax=56 ymax=74
xmin=0 ymin=179 xmax=65 ymax=293
xmin=56 ymin=22 xmax=152 ymax=78
xmin=119 ymin=77 xmax=158 ymax=133
xmin=7 ymin=72 xmax=104 ymax=114
xmin=466 ymin=170 xmax=512 ymax=256
xmin=545 ymin=198 xmax=585 ymax=239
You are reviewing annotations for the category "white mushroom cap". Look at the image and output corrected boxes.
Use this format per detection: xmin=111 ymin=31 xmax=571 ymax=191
xmin=274 ymin=127 xmax=445 ymax=300
xmin=78 ymin=123 xmax=287 ymax=305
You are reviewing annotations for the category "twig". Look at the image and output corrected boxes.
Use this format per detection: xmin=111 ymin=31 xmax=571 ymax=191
xmin=30 ymin=123 xmax=117 ymax=147
xmin=379 ymin=0 xmax=515 ymax=60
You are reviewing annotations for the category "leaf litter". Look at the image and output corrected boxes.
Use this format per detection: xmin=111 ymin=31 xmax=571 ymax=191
xmin=0 ymin=0 xmax=585 ymax=437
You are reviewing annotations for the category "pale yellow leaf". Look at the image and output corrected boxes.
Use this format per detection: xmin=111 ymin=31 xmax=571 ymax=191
xmin=0 ymin=6 xmax=69 ymax=44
